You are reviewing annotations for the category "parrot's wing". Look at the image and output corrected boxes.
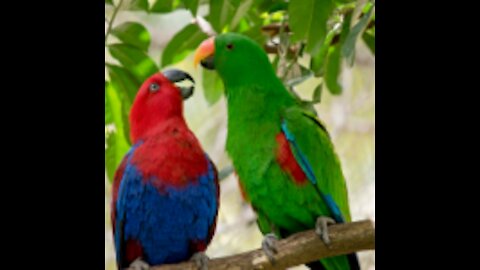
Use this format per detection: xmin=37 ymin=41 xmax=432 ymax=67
xmin=204 ymin=154 xmax=220 ymax=246
xmin=281 ymin=106 xmax=351 ymax=223
xmin=111 ymin=145 xmax=138 ymax=269
xmin=111 ymin=156 xmax=128 ymax=233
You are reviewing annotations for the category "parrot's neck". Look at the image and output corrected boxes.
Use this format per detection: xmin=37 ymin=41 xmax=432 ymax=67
xmin=225 ymin=80 xmax=296 ymax=157
xmin=131 ymin=116 xmax=187 ymax=144
xmin=225 ymin=76 xmax=296 ymax=121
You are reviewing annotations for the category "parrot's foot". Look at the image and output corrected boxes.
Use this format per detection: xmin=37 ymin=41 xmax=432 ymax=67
xmin=261 ymin=233 xmax=279 ymax=264
xmin=190 ymin=251 xmax=209 ymax=270
xmin=315 ymin=216 xmax=336 ymax=245
xmin=129 ymin=258 xmax=150 ymax=270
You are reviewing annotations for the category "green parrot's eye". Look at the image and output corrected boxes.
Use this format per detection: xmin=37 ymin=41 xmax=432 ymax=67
xmin=226 ymin=43 xmax=234 ymax=50
xmin=149 ymin=83 xmax=160 ymax=92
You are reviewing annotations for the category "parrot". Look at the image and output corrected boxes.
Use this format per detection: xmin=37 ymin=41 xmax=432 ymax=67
xmin=110 ymin=69 xmax=219 ymax=270
xmin=193 ymin=33 xmax=360 ymax=270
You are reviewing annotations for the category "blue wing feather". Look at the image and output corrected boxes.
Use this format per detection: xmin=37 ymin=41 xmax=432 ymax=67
xmin=114 ymin=148 xmax=218 ymax=266
xmin=281 ymin=120 xmax=345 ymax=223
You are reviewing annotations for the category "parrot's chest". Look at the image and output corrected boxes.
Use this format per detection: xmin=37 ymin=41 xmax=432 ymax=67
xmin=230 ymin=137 xmax=295 ymax=201
xmin=228 ymin=131 xmax=321 ymax=232
xmin=116 ymin=161 xmax=218 ymax=265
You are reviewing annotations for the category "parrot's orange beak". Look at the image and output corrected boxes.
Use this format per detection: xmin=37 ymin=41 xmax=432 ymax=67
xmin=194 ymin=36 xmax=215 ymax=69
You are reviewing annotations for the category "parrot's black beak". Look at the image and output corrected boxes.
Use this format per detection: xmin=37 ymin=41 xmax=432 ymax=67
xmin=194 ymin=36 xmax=215 ymax=70
xmin=163 ymin=69 xmax=195 ymax=100
xmin=200 ymin=55 xmax=215 ymax=70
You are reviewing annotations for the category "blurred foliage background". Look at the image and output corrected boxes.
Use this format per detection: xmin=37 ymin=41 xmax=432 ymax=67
xmin=105 ymin=0 xmax=374 ymax=269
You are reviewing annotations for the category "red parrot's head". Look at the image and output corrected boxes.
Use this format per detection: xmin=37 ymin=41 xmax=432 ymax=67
xmin=129 ymin=69 xmax=195 ymax=143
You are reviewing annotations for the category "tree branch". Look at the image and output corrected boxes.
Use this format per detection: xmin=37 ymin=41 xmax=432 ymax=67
xmin=105 ymin=0 xmax=124 ymax=45
xmin=262 ymin=8 xmax=375 ymax=55
xmin=129 ymin=220 xmax=374 ymax=270
xmin=193 ymin=16 xmax=217 ymax=37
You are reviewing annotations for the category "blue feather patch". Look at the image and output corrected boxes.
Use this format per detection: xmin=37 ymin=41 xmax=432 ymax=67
xmin=281 ymin=120 xmax=345 ymax=223
xmin=281 ymin=121 xmax=317 ymax=185
xmin=115 ymin=149 xmax=218 ymax=265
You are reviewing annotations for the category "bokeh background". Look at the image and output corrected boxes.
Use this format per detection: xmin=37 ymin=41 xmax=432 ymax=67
xmin=105 ymin=7 xmax=374 ymax=270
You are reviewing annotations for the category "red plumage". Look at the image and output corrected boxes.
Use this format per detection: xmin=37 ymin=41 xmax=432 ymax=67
xmin=128 ymin=72 xmax=208 ymax=187
xmin=131 ymin=120 xmax=209 ymax=188
xmin=275 ymin=133 xmax=308 ymax=184
xmin=111 ymin=71 xmax=220 ymax=268
xmin=129 ymin=73 xmax=184 ymax=143
xmin=234 ymin=171 xmax=249 ymax=201
xmin=125 ymin=239 xmax=144 ymax=263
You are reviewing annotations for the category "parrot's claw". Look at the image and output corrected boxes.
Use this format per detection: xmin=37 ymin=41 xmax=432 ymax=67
xmin=315 ymin=216 xmax=336 ymax=245
xmin=190 ymin=251 xmax=209 ymax=270
xmin=261 ymin=233 xmax=279 ymax=264
xmin=128 ymin=258 xmax=150 ymax=270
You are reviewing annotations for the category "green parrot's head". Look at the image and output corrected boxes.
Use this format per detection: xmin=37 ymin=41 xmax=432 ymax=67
xmin=194 ymin=33 xmax=276 ymax=87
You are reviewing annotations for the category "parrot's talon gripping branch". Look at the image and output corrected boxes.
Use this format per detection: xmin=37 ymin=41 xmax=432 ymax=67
xmin=128 ymin=258 xmax=150 ymax=270
xmin=315 ymin=216 xmax=336 ymax=246
xmin=190 ymin=252 xmax=210 ymax=270
xmin=141 ymin=220 xmax=375 ymax=270
xmin=261 ymin=233 xmax=279 ymax=264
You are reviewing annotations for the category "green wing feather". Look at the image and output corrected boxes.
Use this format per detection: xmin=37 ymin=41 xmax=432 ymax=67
xmin=282 ymin=106 xmax=354 ymax=270
xmin=282 ymin=106 xmax=352 ymax=222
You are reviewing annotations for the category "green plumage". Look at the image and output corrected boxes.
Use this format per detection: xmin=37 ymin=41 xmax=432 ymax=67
xmin=211 ymin=33 xmax=356 ymax=270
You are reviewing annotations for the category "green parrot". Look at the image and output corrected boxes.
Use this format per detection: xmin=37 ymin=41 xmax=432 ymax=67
xmin=194 ymin=33 xmax=359 ymax=270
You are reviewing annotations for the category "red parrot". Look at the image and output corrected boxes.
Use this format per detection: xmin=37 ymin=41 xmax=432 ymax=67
xmin=111 ymin=69 xmax=219 ymax=270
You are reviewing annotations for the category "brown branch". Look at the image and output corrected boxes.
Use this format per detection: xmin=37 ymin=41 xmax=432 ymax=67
xmin=261 ymin=23 xmax=291 ymax=37
xmin=130 ymin=220 xmax=375 ymax=270
xmin=263 ymin=44 xmax=297 ymax=56
xmin=262 ymin=8 xmax=375 ymax=54
xmin=193 ymin=16 xmax=217 ymax=37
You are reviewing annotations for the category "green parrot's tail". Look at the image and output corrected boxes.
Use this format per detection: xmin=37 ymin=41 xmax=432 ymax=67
xmin=306 ymin=261 xmax=327 ymax=270
xmin=306 ymin=253 xmax=360 ymax=270
xmin=347 ymin=253 xmax=361 ymax=270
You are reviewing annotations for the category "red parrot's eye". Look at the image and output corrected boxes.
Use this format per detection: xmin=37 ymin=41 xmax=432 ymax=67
xmin=226 ymin=43 xmax=234 ymax=50
xmin=149 ymin=82 xmax=160 ymax=92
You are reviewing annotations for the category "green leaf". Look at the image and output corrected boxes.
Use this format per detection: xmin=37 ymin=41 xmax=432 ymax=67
xmin=237 ymin=18 xmax=251 ymax=32
xmin=105 ymin=131 xmax=130 ymax=183
xmin=150 ymin=0 xmax=174 ymax=13
xmin=182 ymin=0 xmax=199 ymax=15
xmin=209 ymin=0 xmax=240 ymax=32
xmin=272 ymin=55 xmax=280 ymax=73
xmin=310 ymin=9 xmax=351 ymax=77
xmin=310 ymin=25 xmax=339 ymax=77
xmin=202 ymin=69 xmax=224 ymax=105
xmin=129 ymin=0 xmax=149 ymax=11
xmin=105 ymin=0 xmax=113 ymax=5
xmin=288 ymin=0 xmax=335 ymax=55
xmin=161 ymin=23 xmax=208 ymax=67
xmin=333 ymin=0 xmax=356 ymax=4
xmin=240 ymin=10 xmax=265 ymax=45
xmin=286 ymin=64 xmax=313 ymax=87
xmin=106 ymin=64 xmax=140 ymax=145
xmin=256 ymin=0 xmax=288 ymax=13
xmin=105 ymin=81 xmax=112 ymax=125
xmin=106 ymin=64 xmax=139 ymax=106
xmin=340 ymin=10 xmax=353 ymax=42
xmin=362 ymin=30 xmax=375 ymax=55
xmin=312 ymin=83 xmax=323 ymax=103
xmin=325 ymin=45 xmax=343 ymax=95
xmin=108 ymin=43 xmax=158 ymax=82
xmin=341 ymin=2 xmax=374 ymax=66
xmin=105 ymin=82 xmax=131 ymax=183
xmin=230 ymin=0 xmax=254 ymax=30
xmin=111 ymin=22 xmax=151 ymax=52
xmin=299 ymin=82 xmax=323 ymax=114
xmin=242 ymin=22 xmax=266 ymax=45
